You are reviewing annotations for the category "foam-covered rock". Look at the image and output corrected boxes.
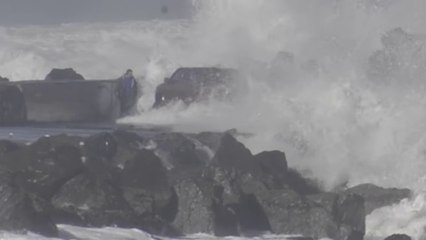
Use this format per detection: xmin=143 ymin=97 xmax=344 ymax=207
xmin=344 ymin=183 xmax=411 ymax=214
xmin=0 ymin=168 xmax=58 ymax=237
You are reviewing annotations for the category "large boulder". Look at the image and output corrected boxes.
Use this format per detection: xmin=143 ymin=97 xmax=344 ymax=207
xmin=343 ymin=183 xmax=411 ymax=214
xmin=153 ymin=132 xmax=216 ymax=184
xmin=172 ymin=178 xmax=216 ymax=234
xmin=51 ymin=171 xmax=138 ymax=228
xmin=120 ymin=149 xmax=175 ymax=220
xmin=0 ymin=168 xmax=58 ymax=237
xmin=254 ymin=150 xmax=320 ymax=194
xmin=44 ymin=68 xmax=85 ymax=81
xmin=258 ymin=190 xmax=337 ymax=239
xmin=0 ymin=140 xmax=21 ymax=157
xmin=255 ymin=190 xmax=365 ymax=240
xmin=335 ymin=193 xmax=366 ymax=240
xmin=0 ymin=135 xmax=84 ymax=199
xmin=110 ymin=130 xmax=145 ymax=167
xmin=0 ymin=84 xmax=26 ymax=125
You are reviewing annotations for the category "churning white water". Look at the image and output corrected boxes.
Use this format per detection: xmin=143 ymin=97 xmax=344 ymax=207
xmin=2 ymin=0 xmax=426 ymax=239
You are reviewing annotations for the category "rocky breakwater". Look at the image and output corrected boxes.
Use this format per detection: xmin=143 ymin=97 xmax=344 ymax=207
xmin=0 ymin=130 xmax=412 ymax=239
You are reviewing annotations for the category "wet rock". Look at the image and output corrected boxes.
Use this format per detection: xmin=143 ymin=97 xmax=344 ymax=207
xmin=0 ymin=135 xmax=84 ymax=199
xmin=335 ymin=193 xmax=365 ymax=240
xmin=232 ymin=192 xmax=271 ymax=235
xmin=0 ymin=84 xmax=26 ymax=125
xmin=204 ymin=134 xmax=272 ymax=235
xmin=195 ymin=131 xmax=228 ymax=153
xmin=257 ymin=189 xmax=338 ymax=239
xmin=154 ymin=132 xmax=211 ymax=183
xmin=344 ymin=183 xmax=411 ymax=214
xmin=45 ymin=68 xmax=85 ymax=81
xmin=254 ymin=151 xmax=288 ymax=186
xmin=0 ymin=168 xmax=58 ymax=237
xmin=51 ymin=172 xmax=137 ymax=227
xmin=210 ymin=133 xmax=259 ymax=176
xmin=286 ymin=168 xmax=321 ymax=195
xmin=172 ymin=178 xmax=215 ymax=234
xmin=82 ymin=132 xmax=117 ymax=164
xmin=254 ymin=150 xmax=319 ymax=194
xmin=257 ymin=189 xmax=365 ymax=240
xmin=0 ymin=131 xmax=373 ymax=239
xmin=384 ymin=234 xmax=412 ymax=240
xmin=111 ymin=130 xmax=145 ymax=167
xmin=0 ymin=140 xmax=21 ymax=157
xmin=120 ymin=149 xmax=173 ymax=218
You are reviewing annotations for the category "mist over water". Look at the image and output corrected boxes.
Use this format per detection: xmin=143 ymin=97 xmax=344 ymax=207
xmin=2 ymin=0 xmax=426 ymax=238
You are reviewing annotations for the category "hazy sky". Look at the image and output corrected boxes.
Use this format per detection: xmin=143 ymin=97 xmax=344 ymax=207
xmin=0 ymin=0 xmax=192 ymax=25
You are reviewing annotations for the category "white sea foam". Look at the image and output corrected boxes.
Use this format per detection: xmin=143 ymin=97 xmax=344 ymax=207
xmin=2 ymin=0 xmax=426 ymax=239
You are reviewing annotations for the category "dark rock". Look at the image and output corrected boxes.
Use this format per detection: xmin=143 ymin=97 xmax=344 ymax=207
xmin=256 ymin=189 xmax=365 ymax=240
xmin=256 ymin=189 xmax=338 ymax=239
xmin=78 ymin=132 xmax=122 ymax=184
xmin=254 ymin=150 xmax=288 ymax=189
xmin=44 ymin=68 xmax=85 ymax=81
xmin=51 ymin=172 xmax=137 ymax=227
xmin=0 ymin=168 xmax=58 ymax=237
xmin=232 ymin=192 xmax=271 ymax=235
xmin=153 ymin=132 xmax=210 ymax=184
xmin=210 ymin=133 xmax=259 ymax=176
xmin=335 ymin=193 xmax=365 ymax=240
xmin=254 ymin=150 xmax=319 ymax=194
xmin=0 ymin=135 xmax=84 ymax=199
xmin=195 ymin=131 xmax=228 ymax=153
xmin=120 ymin=149 xmax=173 ymax=218
xmin=172 ymin=178 xmax=216 ymax=234
xmin=0 ymin=84 xmax=26 ymax=125
xmin=204 ymin=134 xmax=273 ymax=235
xmin=286 ymin=168 xmax=321 ymax=195
xmin=0 ymin=140 xmax=21 ymax=157
xmin=0 ymin=131 xmax=374 ymax=239
xmin=344 ymin=183 xmax=411 ymax=214
xmin=384 ymin=234 xmax=412 ymax=240
xmin=83 ymin=132 xmax=117 ymax=162
xmin=111 ymin=130 xmax=145 ymax=167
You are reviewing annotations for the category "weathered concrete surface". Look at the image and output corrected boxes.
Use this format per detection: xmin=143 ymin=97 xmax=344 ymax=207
xmin=15 ymin=80 xmax=121 ymax=123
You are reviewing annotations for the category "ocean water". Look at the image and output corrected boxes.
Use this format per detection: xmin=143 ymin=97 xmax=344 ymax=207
xmin=2 ymin=0 xmax=426 ymax=239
